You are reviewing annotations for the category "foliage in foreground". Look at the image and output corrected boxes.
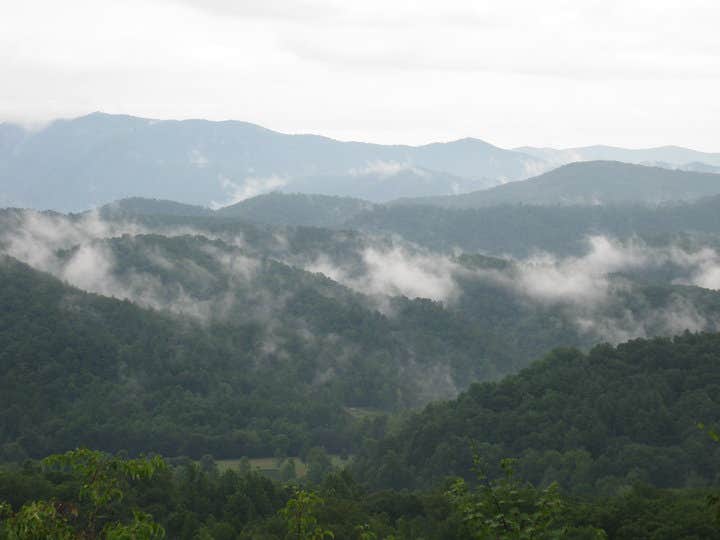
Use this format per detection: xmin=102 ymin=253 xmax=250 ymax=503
xmin=448 ymin=457 xmax=605 ymax=539
xmin=0 ymin=449 xmax=165 ymax=539
xmin=2 ymin=449 xmax=720 ymax=539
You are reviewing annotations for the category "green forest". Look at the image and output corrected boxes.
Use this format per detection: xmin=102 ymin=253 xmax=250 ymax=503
xmin=4 ymin=193 xmax=720 ymax=538
xmin=4 ymin=8 xmax=720 ymax=535
xmin=4 ymin=332 xmax=720 ymax=538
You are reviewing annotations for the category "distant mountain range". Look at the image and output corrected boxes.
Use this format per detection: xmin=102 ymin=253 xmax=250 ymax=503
xmin=0 ymin=113 xmax=539 ymax=211
xmin=516 ymin=144 xmax=720 ymax=168
xmin=393 ymin=161 xmax=720 ymax=208
xmin=3 ymin=112 xmax=720 ymax=212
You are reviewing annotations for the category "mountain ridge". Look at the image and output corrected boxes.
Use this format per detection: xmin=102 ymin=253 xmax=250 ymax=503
xmin=391 ymin=161 xmax=720 ymax=209
xmin=0 ymin=112 xmax=542 ymax=211
xmin=516 ymin=143 xmax=720 ymax=168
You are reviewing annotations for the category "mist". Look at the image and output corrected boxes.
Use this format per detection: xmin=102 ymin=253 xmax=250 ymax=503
xmin=0 ymin=210 xmax=263 ymax=321
xmin=307 ymin=245 xmax=460 ymax=303
xmin=305 ymin=233 xmax=720 ymax=343
xmin=6 ymin=207 xmax=720 ymax=362
xmin=481 ymin=235 xmax=720 ymax=342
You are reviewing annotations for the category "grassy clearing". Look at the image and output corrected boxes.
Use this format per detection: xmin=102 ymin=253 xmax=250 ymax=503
xmin=344 ymin=406 xmax=385 ymax=419
xmin=216 ymin=455 xmax=349 ymax=479
xmin=216 ymin=457 xmax=308 ymax=477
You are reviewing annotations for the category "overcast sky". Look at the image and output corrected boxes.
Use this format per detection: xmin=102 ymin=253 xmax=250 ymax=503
xmin=2 ymin=0 xmax=719 ymax=150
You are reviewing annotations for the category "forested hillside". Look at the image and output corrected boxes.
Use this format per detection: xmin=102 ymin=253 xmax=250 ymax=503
xmin=0 ymin=250 xmax=546 ymax=460
xmin=6 ymin=1 xmax=720 ymax=536
xmin=6 ymin=181 xmax=720 ymax=538
xmin=4 ymin=333 xmax=720 ymax=538
xmin=349 ymin=194 xmax=720 ymax=256
xmin=99 ymin=191 xmax=720 ymax=258
xmin=0 ymin=255 xmax=362 ymax=459
xmin=353 ymin=332 xmax=720 ymax=494
xmin=214 ymin=192 xmax=375 ymax=228
xmin=392 ymin=161 xmax=720 ymax=208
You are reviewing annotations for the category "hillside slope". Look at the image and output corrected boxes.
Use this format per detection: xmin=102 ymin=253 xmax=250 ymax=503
xmin=353 ymin=333 xmax=720 ymax=494
xmin=215 ymin=192 xmax=375 ymax=227
xmin=393 ymin=161 xmax=720 ymax=208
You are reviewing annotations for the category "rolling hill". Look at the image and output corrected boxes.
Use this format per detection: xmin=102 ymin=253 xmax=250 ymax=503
xmin=214 ymin=192 xmax=376 ymax=227
xmin=346 ymin=194 xmax=720 ymax=256
xmin=392 ymin=161 xmax=720 ymax=208
xmin=352 ymin=332 xmax=720 ymax=493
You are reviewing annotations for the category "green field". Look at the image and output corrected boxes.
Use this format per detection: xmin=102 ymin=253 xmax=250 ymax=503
xmin=215 ymin=455 xmax=349 ymax=479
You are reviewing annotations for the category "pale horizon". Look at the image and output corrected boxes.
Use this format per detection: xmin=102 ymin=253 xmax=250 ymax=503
xmin=2 ymin=0 xmax=719 ymax=151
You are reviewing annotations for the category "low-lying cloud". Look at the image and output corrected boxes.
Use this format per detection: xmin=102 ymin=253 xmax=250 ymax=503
xmin=504 ymin=236 xmax=649 ymax=304
xmin=308 ymin=234 xmax=720 ymax=343
xmin=482 ymin=235 xmax=720 ymax=341
xmin=5 ymin=208 xmax=720 ymax=348
xmin=308 ymin=245 xmax=460 ymax=302
xmin=348 ymin=160 xmax=426 ymax=178
xmin=0 ymin=210 xmax=261 ymax=321
xmin=211 ymin=174 xmax=288 ymax=208
xmin=505 ymin=236 xmax=720 ymax=304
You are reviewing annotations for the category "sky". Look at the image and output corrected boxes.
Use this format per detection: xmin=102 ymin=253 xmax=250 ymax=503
xmin=1 ymin=0 xmax=719 ymax=150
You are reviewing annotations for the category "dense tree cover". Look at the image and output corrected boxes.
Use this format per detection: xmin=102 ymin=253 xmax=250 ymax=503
xmin=453 ymin=266 xmax=720 ymax=368
xmin=352 ymin=333 xmax=720 ymax=495
xmin=214 ymin=193 xmax=376 ymax=228
xmin=95 ymin=191 xmax=720 ymax=259
xmin=446 ymin=457 xmax=605 ymax=539
xmin=1 ymin=450 xmax=719 ymax=539
xmin=0 ymin=449 xmax=166 ymax=539
xmin=3 ymin=248 xmax=562 ymax=459
xmin=6 ymin=223 xmax=720 ymax=461
xmin=100 ymin=193 xmax=375 ymax=229
xmin=0 ymin=255 xmax=361 ymax=459
xmin=347 ymin=196 xmax=720 ymax=256
xmin=57 ymin=231 xmax=720 ymax=383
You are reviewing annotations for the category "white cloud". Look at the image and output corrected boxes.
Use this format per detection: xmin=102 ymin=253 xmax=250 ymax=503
xmin=348 ymin=160 xmax=425 ymax=178
xmin=6 ymin=208 xmax=720 ymax=346
xmin=189 ymin=148 xmax=209 ymax=167
xmin=506 ymin=236 xmax=650 ymax=304
xmin=469 ymin=235 xmax=720 ymax=342
xmin=309 ymin=246 xmax=460 ymax=302
xmin=0 ymin=210 xmax=261 ymax=320
xmin=1 ymin=0 xmax=720 ymax=150
xmin=210 ymin=174 xmax=288 ymax=208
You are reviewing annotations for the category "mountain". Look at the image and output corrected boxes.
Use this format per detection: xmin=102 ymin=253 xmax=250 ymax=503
xmin=352 ymin=332 xmax=720 ymax=493
xmin=99 ymin=190 xmax=720 ymax=258
xmin=5 ymin=113 xmax=720 ymax=213
xmin=392 ymin=161 xmax=720 ymax=208
xmin=7 ymin=197 xmax=720 ymax=461
xmin=277 ymin=166 xmax=495 ymax=203
xmin=215 ymin=192 xmax=375 ymax=227
xmin=517 ymin=144 xmax=720 ymax=169
xmin=0 ymin=113 xmax=544 ymax=212
xmin=348 ymin=194 xmax=720 ymax=256
xmin=0 ymin=247 xmax=502 ymax=459
xmin=669 ymin=161 xmax=720 ymax=174
xmin=100 ymin=197 xmax=214 ymax=218
xmin=97 ymin=193 xmax=375 ymax=228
